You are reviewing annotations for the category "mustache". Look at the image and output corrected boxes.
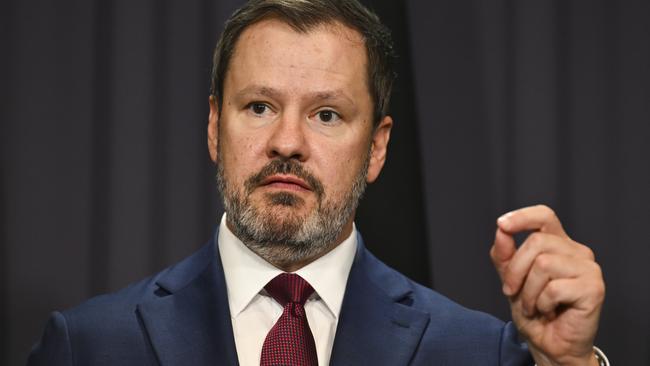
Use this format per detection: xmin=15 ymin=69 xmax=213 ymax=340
xmin=245 ymin=159 xmax=325 ymax=197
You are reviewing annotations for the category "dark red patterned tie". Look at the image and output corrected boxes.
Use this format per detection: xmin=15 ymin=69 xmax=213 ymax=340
xmin=260 ymin=273 xmax=318 ymax=366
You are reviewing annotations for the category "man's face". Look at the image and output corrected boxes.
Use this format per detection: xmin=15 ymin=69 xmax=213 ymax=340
xmin=208 ymin=18 xmax=392 ymax=268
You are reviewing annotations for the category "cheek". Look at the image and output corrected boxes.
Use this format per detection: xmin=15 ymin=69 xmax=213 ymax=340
xmin=318 ymin=145 xmax=367 ymax=194
xmin=221 ymin=133 xmax=265 ymax=183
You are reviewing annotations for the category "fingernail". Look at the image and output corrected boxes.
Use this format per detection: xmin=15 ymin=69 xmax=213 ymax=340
xmin=502 ymin=283 xmax=512 ymax=295
xmin=497 ymin=212 xmax=512 ymax=225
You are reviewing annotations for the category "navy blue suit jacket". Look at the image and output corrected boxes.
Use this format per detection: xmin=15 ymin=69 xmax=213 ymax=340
xmin=28 ymin=232 xmax=534 ymax=365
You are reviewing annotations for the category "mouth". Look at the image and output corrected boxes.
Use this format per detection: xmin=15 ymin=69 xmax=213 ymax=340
xmin=260 ymin=175 xmax=312 ymax=192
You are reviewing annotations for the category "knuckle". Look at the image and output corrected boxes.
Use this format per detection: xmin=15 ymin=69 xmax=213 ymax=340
xmin=588 ymin=282 xmax=606 ymax=304
xmin=536 ymin=204 xmax=552 ymax=214
xmin=588 ymin=260 xmax=603 ymax=278
xmin=542 ymin=205 xmax=557 ymax=221
xmin=594 ymin=281 xmax=606 ymax=300
xmin=533 ymin=254 xmax=551 ymax=272
xmin=534 ymin=204 xmax=547 ymax=211
xmin=545 ymin=281 xmax=560 ymax=299
xmin=585 ymin=263 xmax=606 ymax=299
xmin=582 ymin=246 xmax=596 ymax=261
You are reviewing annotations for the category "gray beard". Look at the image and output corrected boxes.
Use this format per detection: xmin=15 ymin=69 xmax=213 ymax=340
xmin=216 ymin=156 xmax=369 ymax=269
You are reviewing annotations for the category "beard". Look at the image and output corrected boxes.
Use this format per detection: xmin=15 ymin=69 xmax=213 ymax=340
xmin=216 ymin=154 xmax=369 ymax=268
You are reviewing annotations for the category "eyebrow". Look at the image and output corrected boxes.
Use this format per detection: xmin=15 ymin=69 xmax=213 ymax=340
xmin=234 ymin=85 xmax=356 ymax=106
xmin=234 ymin=85 xmax=281 ymax=100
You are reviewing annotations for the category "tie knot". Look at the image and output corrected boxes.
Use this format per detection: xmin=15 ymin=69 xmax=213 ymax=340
xmin=265 ymin=273 xmax=314 ymax=306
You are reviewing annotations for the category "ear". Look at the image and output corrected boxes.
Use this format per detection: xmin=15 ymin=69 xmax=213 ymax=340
xmin=208 ymin=95 xmax=219 ymax=163
xmin=366 ymin=115 xmax=393 ymax=183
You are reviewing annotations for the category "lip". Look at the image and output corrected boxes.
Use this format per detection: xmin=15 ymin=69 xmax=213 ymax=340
xmin=260 ymin=175 xmax=312 ymax=191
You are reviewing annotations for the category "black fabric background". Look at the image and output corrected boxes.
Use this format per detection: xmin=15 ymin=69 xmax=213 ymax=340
xmin=2 ymin=1 xmax=649 ymax=365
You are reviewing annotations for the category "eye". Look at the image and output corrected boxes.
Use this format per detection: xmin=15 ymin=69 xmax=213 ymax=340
xmin=315 ymin=109 xmax=341 ymax=124
xmin=247 ymin=102 xmax=272 ymax=116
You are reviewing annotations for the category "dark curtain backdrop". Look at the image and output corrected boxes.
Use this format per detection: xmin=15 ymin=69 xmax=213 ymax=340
xmin=2 ymin=0 xmax=649 ymax=365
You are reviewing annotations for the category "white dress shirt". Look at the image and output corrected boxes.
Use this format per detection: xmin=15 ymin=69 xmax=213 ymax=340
xmin=217 ymin=214 xmax=357 ymax=366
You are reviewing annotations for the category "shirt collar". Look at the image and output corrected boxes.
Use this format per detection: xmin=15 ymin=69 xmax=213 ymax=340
xmin=217 ymin=214 xmax=357 ymax=319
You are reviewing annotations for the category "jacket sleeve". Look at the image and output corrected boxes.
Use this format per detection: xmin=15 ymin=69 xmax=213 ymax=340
xmin=499 ymin=321 xmax=535 ymax=366
xmin=27 ymin=311 xmax=73 ymax=366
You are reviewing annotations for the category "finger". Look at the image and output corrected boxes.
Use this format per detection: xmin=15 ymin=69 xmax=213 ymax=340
xmin=536 ymin=269 xmax=605 ymax=317
xmin=497 ymin=205 xmax=568 ymax=238
xmin=490 ymin=228 xmax=517 ymax=284
xmin=518 ymin=254 xmax=589 ymax=317
xmin=501 ymin=232 xmax=583 ymax=296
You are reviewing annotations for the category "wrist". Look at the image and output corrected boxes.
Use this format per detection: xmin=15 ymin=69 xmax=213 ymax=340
xmin=532 ymin=346 xmax=608 ymax=366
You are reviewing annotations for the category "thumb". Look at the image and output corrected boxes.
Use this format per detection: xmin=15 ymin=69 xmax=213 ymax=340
xmin=490 ymin=227 xmax=516 ymax=281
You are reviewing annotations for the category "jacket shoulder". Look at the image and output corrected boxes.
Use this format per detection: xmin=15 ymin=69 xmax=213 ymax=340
xmin=63 ymin=239 xmax=215 ymax=319
xmin=28 ymin=240 xmax=217 ymax=365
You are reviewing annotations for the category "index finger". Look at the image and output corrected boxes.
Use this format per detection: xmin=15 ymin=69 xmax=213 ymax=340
xmin=497 ymin=205 xmax=568 ymax=238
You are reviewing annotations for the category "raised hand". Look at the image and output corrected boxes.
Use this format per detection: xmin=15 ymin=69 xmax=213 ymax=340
xmin=490 ymin=205 xmax=605 ymax=366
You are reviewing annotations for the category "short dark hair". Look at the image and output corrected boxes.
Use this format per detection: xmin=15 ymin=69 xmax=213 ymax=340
xmin=210 ymin=0 xmax=396 ymax=125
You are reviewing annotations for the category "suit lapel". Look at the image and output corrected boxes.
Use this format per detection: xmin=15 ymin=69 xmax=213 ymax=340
xmin=137 ymin=236 xmax=239 ymax=366
xmin=329 ymin=236 xmax=430 ymax=366
xmin=135 ymin=231 xmax=429 ymax=366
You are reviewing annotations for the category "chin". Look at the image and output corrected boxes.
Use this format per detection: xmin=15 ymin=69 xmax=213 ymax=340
xmin=265 ymin=191 xmax=305 ymax=207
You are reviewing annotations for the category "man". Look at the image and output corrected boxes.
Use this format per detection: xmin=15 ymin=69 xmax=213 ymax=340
xmin=28 ymin=0 xmax=607 ymax=365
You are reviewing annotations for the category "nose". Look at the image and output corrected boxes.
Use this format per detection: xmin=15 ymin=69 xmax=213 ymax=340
xmin=265 ymin=110 xmax=309 ymax=161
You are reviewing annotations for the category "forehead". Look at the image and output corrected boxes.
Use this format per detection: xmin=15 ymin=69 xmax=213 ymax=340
xmin=224 ymin=18 xmax=371 ymax=105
